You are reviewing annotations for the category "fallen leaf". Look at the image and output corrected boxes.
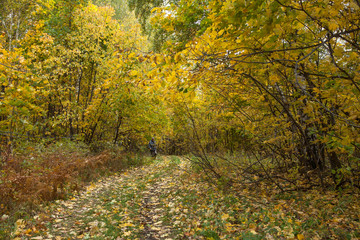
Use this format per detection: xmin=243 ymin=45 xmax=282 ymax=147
xmin=297 ymin=234 xmax=305 ymax=240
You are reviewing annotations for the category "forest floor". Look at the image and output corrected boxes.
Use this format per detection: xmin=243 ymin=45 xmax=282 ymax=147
xmin=10 ymin=156 xmax=360 ymax=240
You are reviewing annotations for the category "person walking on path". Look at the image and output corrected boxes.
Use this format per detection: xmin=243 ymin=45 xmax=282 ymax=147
xmin=148 ymin=137 xmax=157 ymax=157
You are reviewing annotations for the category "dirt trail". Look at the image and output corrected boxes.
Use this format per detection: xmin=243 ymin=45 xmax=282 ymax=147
xmin=16 ymin=156 xmax=183 ymax=240
xmin=139 ymin=173 xmax=175 ymax=239
xmin=11 ymin=155 xmax=360 ymax=239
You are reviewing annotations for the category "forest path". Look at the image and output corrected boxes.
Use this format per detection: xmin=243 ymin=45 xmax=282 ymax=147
xmin=26 ymin=156 xmax=184 ymax=240
xmin=12 ymin=156 xmax=360 ymax=240
xmin=13 ymin=155 xmax=266 ymax=240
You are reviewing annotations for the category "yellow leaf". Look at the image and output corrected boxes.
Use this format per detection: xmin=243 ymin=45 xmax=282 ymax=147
xmin=128 ymin=52 xmax=136 ymax=58
xmin=225 ymin=222 xmax=234 ymax=232
xmin=221 ymin=213 xmax=230 ymax=221
xmin=249 ymin=223 xmax=257 ymax=230
xmin=328 ymin=19 xmax=338 ymax=31
xmin=119 ymin=222 xmax=134 ymax=228
xmin=250 ymin=229 xmax=257 ymax=234
xmin=174 ymin=52 xmax=182 ymax=62
xmin=129 ymin=70 xmax=138 ymax=77
xmin=15 ymin=219 xmax=26 ymax=229
xmin=297 ymin=234 xmax=305 ymax=240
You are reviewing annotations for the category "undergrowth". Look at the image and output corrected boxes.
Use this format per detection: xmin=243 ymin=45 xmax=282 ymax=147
xmin=3 ymin=155 xmax=360 ymax=239
xmin=0 ymin=139 xmax=150 ymax=239
xmin=186 ymin=154 xmax=360 ymax=239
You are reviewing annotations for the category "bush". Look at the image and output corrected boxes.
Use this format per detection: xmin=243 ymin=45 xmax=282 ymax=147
xmin=0 ymin=139 xmax=149 ymax=239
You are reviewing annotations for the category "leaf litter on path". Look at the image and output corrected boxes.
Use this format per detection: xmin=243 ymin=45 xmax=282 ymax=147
xmin=12 ymin=156 xmax=360 ymax=239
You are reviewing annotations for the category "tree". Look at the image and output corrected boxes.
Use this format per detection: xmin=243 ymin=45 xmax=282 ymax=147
xmin=93 ymin=0 xmax=130 ymax=21
xmin=148 ymin=0 xmax=360 ymax=187
xmin=0 ymin=0 xmax=39 ymax=50
xmin=1 ymin=1 xmax=169 ymax=152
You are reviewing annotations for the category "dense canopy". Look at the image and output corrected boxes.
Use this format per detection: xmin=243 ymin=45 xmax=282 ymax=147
xmin=0 ymin=0 xmax=359 ymax=238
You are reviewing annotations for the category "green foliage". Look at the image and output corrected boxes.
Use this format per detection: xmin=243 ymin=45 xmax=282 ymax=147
xmin=45 ymin=0 xmax=89 ymax=38
xmin=93 ymin=0 xmax=130 ymax=20
xmin=170 ymin=155 xmax=181 ymax=165
xmin=161 ymin=0 xmax=213 ymax=51
xmin=127 ymin=0 xmax=164 ymax=33
xmin=198 ymin=229 xmax=220 ymax=239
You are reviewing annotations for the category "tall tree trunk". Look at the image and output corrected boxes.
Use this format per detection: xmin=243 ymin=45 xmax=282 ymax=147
xmin=113 ymin=115 xmax=122 ymax=144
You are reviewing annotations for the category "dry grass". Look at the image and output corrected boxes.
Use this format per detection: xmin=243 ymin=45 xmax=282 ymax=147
xmin=0 ymin=141 xmax=146 ymax=239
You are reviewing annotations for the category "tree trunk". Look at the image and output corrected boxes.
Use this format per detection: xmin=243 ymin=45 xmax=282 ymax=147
xmin=113 ymin=115 xmax=122 ymax=144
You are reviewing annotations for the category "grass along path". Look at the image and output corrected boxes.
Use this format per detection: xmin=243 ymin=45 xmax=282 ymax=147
xmin=12 ymin=156 xmax=360 ymax=240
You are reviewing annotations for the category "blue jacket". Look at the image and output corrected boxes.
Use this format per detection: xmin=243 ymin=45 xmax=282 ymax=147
xmin=148 ymin=139 xmax=156 ymax=151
